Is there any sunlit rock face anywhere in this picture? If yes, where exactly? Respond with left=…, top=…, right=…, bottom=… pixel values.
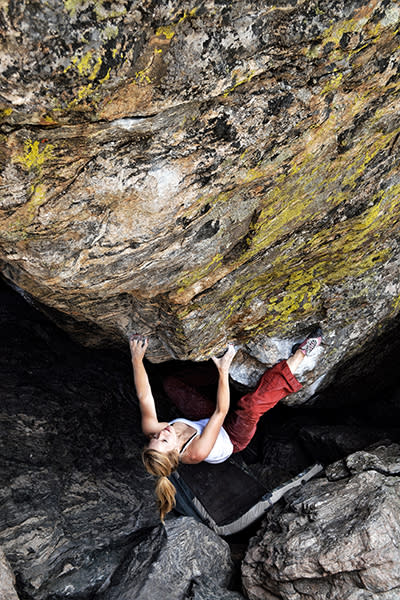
left=1, top=0, right=400, bottom=394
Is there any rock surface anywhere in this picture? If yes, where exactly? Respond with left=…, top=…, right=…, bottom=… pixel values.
left=98, top=517, right=244, bottom=600
left=0, top=282, right=240, bottom=600
left=0, top=0, right=400, bottom=394
left=0, top=549, right=19, bottom=600
left=242, top=443, right=400, bottom=600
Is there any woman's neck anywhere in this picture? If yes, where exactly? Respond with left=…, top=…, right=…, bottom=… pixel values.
left=171, top=421, right=197, bottom=451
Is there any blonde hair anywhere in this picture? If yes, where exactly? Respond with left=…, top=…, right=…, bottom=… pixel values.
left=142, top=448, right=180, bottom=522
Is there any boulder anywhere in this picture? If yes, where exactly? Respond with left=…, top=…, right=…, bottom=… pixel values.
left=98, top=517, right=244, bottom=600
left=0, top=0, right=399, bottom=394
left=242, top=443, right=400, bottom=600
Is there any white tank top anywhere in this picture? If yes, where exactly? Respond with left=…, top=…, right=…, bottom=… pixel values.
left=169, top=418, right=233, bottom=464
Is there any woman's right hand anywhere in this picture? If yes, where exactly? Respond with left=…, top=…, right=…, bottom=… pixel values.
left=129, top=335, right=148, bottom=361
left=211, top=343, right=236, bottom=373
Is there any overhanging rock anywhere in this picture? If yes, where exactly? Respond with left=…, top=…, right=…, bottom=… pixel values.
left=1, top=0, right=400, bottom=392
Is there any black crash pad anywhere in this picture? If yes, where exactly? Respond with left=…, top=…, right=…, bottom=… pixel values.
left=171, top=458, right=322, bottom=535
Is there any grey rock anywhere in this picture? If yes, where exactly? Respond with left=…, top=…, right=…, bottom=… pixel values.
left=98, top=517, right=244, bottom=600
left=326, top=442, right=400, bottom=480
left=242, top=443, right=400, bottom=600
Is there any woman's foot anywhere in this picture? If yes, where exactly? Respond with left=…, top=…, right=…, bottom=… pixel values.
left=292, top=327, right=323, bottom=356
left=287, top=328, right=323, bottom=374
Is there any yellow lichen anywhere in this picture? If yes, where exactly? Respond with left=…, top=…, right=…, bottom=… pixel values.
left=42, top=115, right=58, bottom=124
left=0, top=107, right=12, bottom=118
left=341, top=127, right=400, bottom=190
left=135, top=69, right=152, bottom=84
left=177, top=7, right=198, bottom=23
left=176, top=253, right=224, bottom=296
left=15, top=139, right=54, bottom=172
left=172, top=140, right=399, bottom=337
left=63, top=0, right=127, bottom=21
left=156, top=26, right=176, bottom=40
left=4, top=183, right=48, bottom=241
left=29, top=183, right=46, bottom=204
left=156, top=7, right=198, bottom=40
left=102, top=24, right=119, bottom=40
left=99, top=68, right=111, bottom=84
left=223, top=71, right=256, bottom=97
left=321, top=72, right=343, bottom=95
left=68, top=83, right=94, bottom=107
left=65, top=50, right=103, bottom=81
left=390, top=294, right=400, bottom=317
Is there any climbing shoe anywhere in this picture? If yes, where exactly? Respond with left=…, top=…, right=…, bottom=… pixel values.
left=292, top=327, right=323, bottom=356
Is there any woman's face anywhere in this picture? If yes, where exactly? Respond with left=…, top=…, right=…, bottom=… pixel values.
left=148, top=425, right=178, bottom=454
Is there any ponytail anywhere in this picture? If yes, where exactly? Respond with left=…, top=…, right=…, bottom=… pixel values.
left=142, top=448, right=179, bottom=522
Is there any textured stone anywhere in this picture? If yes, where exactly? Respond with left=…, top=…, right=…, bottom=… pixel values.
left=0, top=1, right=399, bottom=395
left=0, top=549, right=19, bottom=600
left=98, top=517, right=244, bottom=600
left=2, top=258, right=400, bottom=600
left=242, top=443, right=400, bottom=600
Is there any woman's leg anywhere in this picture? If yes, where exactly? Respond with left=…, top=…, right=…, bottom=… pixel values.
left=223, top=355, right=303, bottom=453
left=162, top=362, right=218, bottom=420
left=224, top=327, right=323, bottom=453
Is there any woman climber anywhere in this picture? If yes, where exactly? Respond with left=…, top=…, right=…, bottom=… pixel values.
left=129, top=329, right=323, bottom=521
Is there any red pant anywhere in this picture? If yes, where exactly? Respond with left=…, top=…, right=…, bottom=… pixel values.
left=162, top=360, right=302, bottom=453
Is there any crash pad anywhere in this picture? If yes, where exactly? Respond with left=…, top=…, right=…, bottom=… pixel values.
left=171, top=457, right=322, bottom=535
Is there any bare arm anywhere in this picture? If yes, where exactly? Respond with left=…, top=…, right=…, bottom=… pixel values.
left=129, top=336, right=164, bottom=436
left=182, top=345, right=236, bottom=464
